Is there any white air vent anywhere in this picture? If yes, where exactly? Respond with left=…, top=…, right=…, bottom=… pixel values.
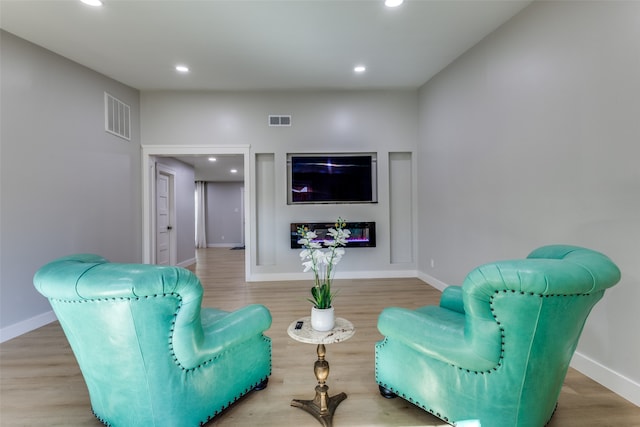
left=104, top=92, right=131, bottom=140
left=268, top=115, right=292, bottom=127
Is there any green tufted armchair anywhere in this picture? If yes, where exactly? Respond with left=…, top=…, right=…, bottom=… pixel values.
left=34, top=254, right=272, bottom=426
left=376, top=245, right=621, bottom=427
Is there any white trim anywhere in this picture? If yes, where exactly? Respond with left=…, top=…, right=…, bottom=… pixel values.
left=571, top=351, right=640, bottom=406
left=247, top=269, right=420, bottom=282
left=0, top=310, right=57, bottom=343
left=207, top=243, right=241, bottom=248
left=240, top=186, right=245, bottom=247
left=177, top=257, right=196, bottom=268
left=417, top=271, right=449, bottom=292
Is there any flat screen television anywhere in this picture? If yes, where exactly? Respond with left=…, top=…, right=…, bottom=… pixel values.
left=287, top=153, right=378, bottom=204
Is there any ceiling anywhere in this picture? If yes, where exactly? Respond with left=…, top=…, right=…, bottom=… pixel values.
left=0, top=0, right=532, bottom=91
left=1, top=0, right=532, bottom=181
left=166, top=155, right=245, bottom=182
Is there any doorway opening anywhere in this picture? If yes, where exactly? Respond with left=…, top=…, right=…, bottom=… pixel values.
left=142, top=145, right=252, bottom=280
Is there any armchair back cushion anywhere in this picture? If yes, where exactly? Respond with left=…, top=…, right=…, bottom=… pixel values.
left=34, top=254, right=272, bottom=426
left=376, top=245, right=621, bottom=427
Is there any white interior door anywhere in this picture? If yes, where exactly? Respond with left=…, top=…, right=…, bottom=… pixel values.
left=156, top=166, right=175, bottom=265
left=240, top=186, right=245, bottom=247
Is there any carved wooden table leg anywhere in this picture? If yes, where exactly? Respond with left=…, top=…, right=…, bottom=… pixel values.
left=291, top=344, right=347, bottom=427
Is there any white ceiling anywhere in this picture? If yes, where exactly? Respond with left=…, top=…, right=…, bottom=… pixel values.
left=1, top=0, right=532, bottom=181
left=0, top=0, right=532, bottom=91
left=167, top=155, right=245, bottom=182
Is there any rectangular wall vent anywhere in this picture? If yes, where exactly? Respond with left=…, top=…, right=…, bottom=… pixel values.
left=268, top=115, right=292, bottom=127
left=104, top=92, right=131, bottom=140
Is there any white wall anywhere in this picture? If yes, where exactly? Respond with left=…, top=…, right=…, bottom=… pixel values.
left=417, top=1, right=640, bottom=405
left=141, top=90, right=419, bottom=279
left=0, top=31, right=142, bottom=340
left=206, top=182, right=244, bottom=247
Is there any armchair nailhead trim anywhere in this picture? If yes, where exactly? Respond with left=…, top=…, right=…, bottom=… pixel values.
left=197, top=375, right=270, bottom=426
left=57, top=295, right=272, bottom=427
left=54, top=291, right=184, bottom=369
left=376, top=290, right=597, bottom=424
left=92, top=409, right=111, bottom=426
left=377, top=383, right=449, bottom=423
left=475, top=289, right=594, bottom=376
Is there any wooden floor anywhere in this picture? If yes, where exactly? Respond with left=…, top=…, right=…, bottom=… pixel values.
left=1, top=248, right=638, bottom=426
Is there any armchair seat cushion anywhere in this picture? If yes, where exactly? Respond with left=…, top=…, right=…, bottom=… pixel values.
left=379, top=305, right=495, bottom=371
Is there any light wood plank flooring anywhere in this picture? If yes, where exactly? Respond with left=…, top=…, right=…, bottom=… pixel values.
left=1, top=248, right=638, bottom=426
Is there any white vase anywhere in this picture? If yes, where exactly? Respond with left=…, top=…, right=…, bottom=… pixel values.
left=311, top=306, right=335, bottom=331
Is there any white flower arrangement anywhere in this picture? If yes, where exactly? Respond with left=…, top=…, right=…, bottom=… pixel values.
left=297, top=218, right=351, bottom=309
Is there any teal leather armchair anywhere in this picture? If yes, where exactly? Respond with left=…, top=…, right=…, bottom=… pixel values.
left=376, top=245, right=621, bottom=427
left=34, top=254, right=272, bottom=426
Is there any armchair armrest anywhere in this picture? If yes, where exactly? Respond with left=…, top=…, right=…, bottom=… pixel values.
left=378, top=306, right=499, bottom=372
left=174, top=304, right=272, bottom=369
left=439, top=285, right=465, bottom=314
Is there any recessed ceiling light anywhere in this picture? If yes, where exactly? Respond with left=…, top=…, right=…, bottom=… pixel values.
left=230, top=169, right=238, bottom=174
left=354, top=65, right=366, bottom=73
left=81, top=0, right=103, bottom=6
left=175, top=65, right=190, bottom=73
left=208, top=157, right=217, bottom=162
left=385, top=0, right=404, bottom=7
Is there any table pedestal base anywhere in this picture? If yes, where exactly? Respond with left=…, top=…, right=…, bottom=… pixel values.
left=291, top=386, right=346, bottom=427
left=291, top=343, right=347, bottom=427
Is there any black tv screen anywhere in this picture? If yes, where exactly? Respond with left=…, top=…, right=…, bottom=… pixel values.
left=287, top=153, right=378, bottom=204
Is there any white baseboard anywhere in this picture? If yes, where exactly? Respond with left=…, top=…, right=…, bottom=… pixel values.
left=177, top=257, right=196, bottom=268
left=207, top=243, right=242, bottom=248
left=571, top=351, right=640, bottom=406
left=247, top=269, right=419, bottom=282
left=0, top=310, right=57, bottom=343
left=417, top=271, right=449, bottom=292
